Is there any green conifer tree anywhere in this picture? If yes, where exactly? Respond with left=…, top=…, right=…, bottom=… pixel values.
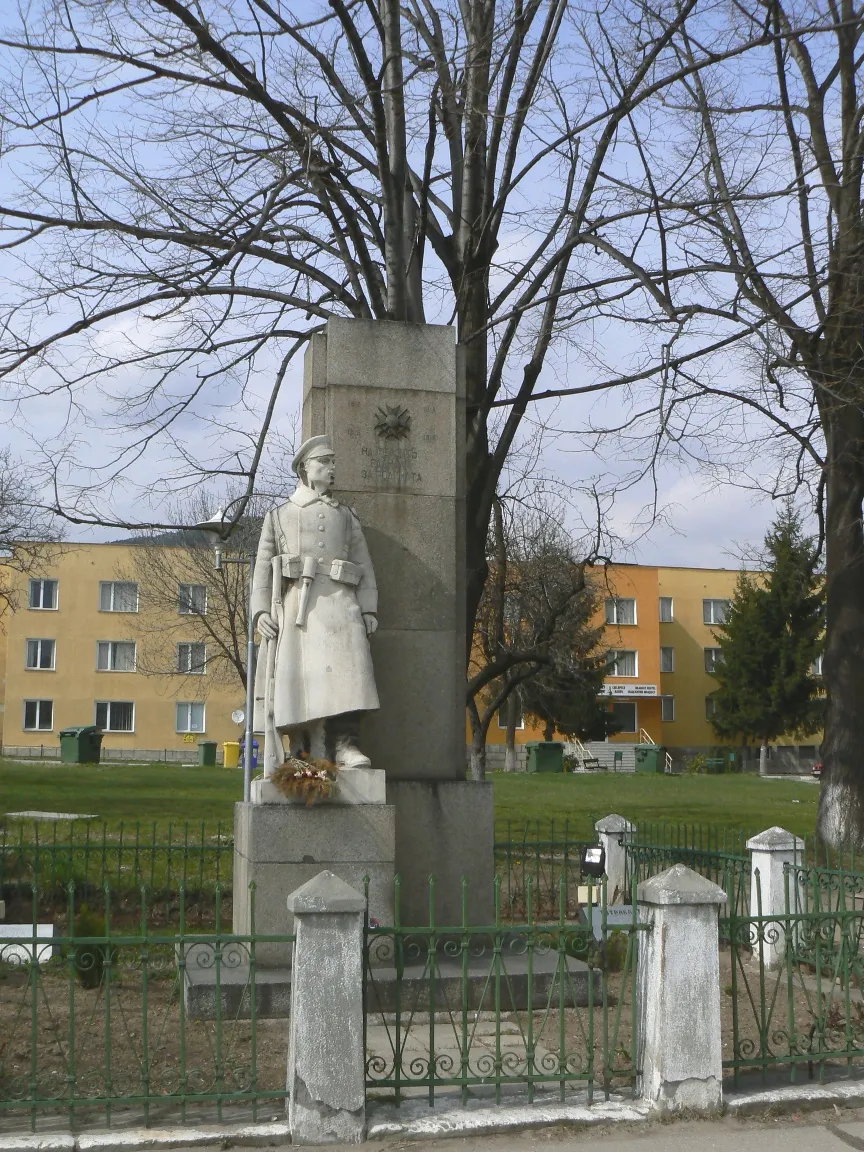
left=710, top=506, right=824, bottom=774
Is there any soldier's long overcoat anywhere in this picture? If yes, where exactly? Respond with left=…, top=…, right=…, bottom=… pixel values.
left=250, top=485, right=379, bottom=729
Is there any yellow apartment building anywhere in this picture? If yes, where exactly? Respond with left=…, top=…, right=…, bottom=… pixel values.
left=0, top=544, right=245, bottom=758
left=0, top=546, right=819, bottom=771
left=484, top=562, right=819, bottom=772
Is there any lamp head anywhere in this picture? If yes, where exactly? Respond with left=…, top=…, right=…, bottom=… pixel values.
left=191, top=508, right=236, bottom=569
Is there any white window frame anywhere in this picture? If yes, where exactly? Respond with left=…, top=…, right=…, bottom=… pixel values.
left=610, top=701, right=637, bottom=734
left=658, top=596, right=674, bottom=622
left=609, top=649, right=638, bottom=677
left=811, top=654, right=823, bottom=676
left=95, top=700, right=135, bottom=732
left=25, top=638, right=56, bottom=671
left=659, top=646, right=675, bottom=673
left=178, top=584, right=208, bottom=616
left=705, top=695, right=717, bottom=720
left=175, top=701, right=206, bottom=734
left=703, top=598, right=730, bottom=625
left=28, top=579, right=58, bottom=610
left=704, top=647, right=723, bottom=674
left=604, top=597, right=637, bottom=626
left=177, top=642, right=207, bottom=675
left=660, top=695, right=675, bottom=722
left=23, top=699, right=53, bottom=731
left=99, top=581, right=139, bottom=613
left=496, top=704, right=525, bottom=730
left=96, top=641, right=137, bottom=672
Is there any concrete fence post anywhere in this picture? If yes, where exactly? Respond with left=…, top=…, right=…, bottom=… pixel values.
left=746, top=826, right=804, bottom=968
left=637, top=864, right=727, bottom=1114
left=594, top=814, right=634, bottom=903
left=286, top=871, right=366, bottom=1144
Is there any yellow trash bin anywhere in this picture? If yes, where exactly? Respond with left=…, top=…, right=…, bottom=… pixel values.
left=223, top=741, right=241, bottom=769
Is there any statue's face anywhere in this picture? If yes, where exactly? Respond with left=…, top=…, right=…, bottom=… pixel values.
left=305, top=453, right=336, bottom=491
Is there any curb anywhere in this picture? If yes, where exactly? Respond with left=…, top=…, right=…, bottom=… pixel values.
left=0, top=1124, right=291, bottom=1152
left=726, top=1080, right=864, bottom=1115
left=366, top=1098, right=648, bottom=1140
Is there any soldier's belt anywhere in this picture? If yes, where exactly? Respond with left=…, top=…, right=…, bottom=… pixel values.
left=280, top=554, right=362, bottom=586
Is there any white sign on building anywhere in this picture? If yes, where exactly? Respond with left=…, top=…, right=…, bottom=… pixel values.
left=599, top=684, right=658, bottom=697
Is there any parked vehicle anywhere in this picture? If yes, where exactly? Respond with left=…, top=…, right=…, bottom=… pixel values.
left=812, top=761, right=823, bottom=778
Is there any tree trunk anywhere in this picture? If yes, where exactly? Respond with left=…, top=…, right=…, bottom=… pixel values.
left=467, top=698, right=487, bottom=782
left=758, top=743, right=768, bottom=777
left=817, top=405, right=864, bottom=847
left=504, top=692, right=519, bottom=773
left=544, top=719, right=555, bottom=742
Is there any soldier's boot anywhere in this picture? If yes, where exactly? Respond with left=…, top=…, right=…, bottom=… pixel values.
left=333, top=735, right=372, bottom=770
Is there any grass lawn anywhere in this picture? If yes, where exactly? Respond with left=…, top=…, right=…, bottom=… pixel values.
left=491, top=770, right=820, bottom=842
left=0, top=759, right=820, bottom=843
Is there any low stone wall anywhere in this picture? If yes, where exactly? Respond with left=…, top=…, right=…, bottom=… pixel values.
left=3, top=744, right=227, bottom=766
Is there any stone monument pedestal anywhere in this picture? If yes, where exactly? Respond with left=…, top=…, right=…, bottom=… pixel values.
left=233, top=801, right=395, bottom=968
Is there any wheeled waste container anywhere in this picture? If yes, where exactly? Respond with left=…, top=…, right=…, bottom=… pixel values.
left=58, top=725, right=103, bottom=765
left=222, top=741, right=241, bottom=769
left=525, top=740, right=564, bottom=773
left=634, top=743, right=661, bottom=773
left=198, top=740, right=218, bottom=767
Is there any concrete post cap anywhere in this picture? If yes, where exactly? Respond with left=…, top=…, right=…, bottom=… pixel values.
left=595, top=814, right=634, bottom=834
left=637, top=863, right=728, bottom=906
left=286, top=870, right=367, bottom=914
left=745, top=826, right=805, bottom=853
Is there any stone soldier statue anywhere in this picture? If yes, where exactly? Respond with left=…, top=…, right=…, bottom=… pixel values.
left=251, top=435, right=379, bottom=771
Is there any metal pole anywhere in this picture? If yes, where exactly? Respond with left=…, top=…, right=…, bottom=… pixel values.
left=243, top=551, right=256, bottom=803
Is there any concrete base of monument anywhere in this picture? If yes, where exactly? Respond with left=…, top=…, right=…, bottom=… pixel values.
left=251, top=766, right=386, bottom=805
left=183, top=945, right=596, bottom=1020
left=232, top=801, right=395, bottom=967
left=386, top=778, right=495, bottom=926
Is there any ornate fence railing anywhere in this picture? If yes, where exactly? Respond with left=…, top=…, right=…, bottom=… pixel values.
left=0, top=881, right=292, bottom=1132
left=494, top=821, right=597, bottom=920
left=723, top=866, right=864, bottom=1088
left=363, top=875, right=642, bottom=1108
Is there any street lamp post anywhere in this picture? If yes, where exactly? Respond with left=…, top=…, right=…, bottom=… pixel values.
left=193, top=505, right=257, bottom=803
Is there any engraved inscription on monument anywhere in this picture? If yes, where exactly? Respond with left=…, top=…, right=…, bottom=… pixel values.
left=337, top=392, right=451, bottom=498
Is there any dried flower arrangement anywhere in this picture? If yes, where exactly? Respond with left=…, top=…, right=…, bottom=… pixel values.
left=271, top=753, right=339, bottom=806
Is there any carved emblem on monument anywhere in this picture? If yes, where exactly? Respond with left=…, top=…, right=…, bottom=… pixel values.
left=374, top=404, right=411, bottom=439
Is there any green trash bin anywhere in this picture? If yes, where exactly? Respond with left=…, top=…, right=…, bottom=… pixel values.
left=525, top=741, right=564, bottom=773
left=58, top=725, right=103, bottom=764
left=634, top=743, right=661, bottom=773
left=198, top=740, right=218, bottom=767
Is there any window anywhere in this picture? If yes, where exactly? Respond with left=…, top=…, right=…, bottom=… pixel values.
left=95, top=701, right=134, bottom=732
left=178, top=584, right=207, bottom=615
left=177, top=642, right=207, bottom=674
left=661, top=695, right=675, bottom=722
left=605, top=597, right=636, bottom=625
left=611, top=701, right=637, bottom=733
left=659, top=596, right=674, bottom=622
left=23, top=699, right=53, bottom=731
left=496, top=703, right=525, bottom=730
left=99, top=581, right=138, bottom=612
left=176, top=701, right=205, bottom=733
left=811, top=654, right=823, bottom=676
left=704, top=647, right=723, bottom=673
left=705, top=695, right=717, bottom=719
left=25, top=639, right=55, bottom=670
left=96, top=641, right=137, bottom=672
left=703, top=598, right=729, bottom=625
left=608, top=649, right=637, bottom=677
left=660, top=646, right=675, bottom=673
left=28, top=579, right=57, bottom=610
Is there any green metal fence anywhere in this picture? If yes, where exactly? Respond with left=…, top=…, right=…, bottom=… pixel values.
left=0, top=880, right=292, bottom=1132
left=363, top=875, right=642, bottom=1107
left=724, top=865, right=864, bottom=1088
left=0, top=822, right=234, bottom=923
left=623, top=820, right=751, bottom=920
left=494, top=821, right=597, bottom=920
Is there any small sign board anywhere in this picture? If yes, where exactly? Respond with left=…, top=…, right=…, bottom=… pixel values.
left=599, top=684, right=658, bottom=697
left=578, top=905, right=638, bottom=942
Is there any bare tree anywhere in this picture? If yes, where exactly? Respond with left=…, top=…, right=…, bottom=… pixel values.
left=0, top=448, right=63, bottom=615
left=0, top=0, right=769, bottom=648
left=581, top=2, right=864, bottom=845
left=467, top=493, right=605, bottom=779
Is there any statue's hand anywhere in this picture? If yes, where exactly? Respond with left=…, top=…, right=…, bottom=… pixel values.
left=257, top=612, right=278, bottom=639
left=363, top=613, right=378, bottom=637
